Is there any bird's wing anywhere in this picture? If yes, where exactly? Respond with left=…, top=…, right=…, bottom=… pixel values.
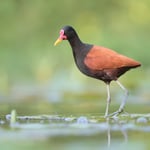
left=84, top=46, right=140, bottom=70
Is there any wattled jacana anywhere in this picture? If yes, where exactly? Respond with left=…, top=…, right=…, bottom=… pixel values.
left=54, top=26, right=141, bottom=117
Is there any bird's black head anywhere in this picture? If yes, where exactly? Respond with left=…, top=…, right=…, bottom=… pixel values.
left=62, top=26, right=77, bottom=39
left=54, top=25, right=78, bottom=46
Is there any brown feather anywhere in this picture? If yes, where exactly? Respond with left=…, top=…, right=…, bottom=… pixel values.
left=84, top=46, right=141, bottom=70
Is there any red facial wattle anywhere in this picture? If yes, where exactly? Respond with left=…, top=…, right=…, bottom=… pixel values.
left=59, top=30, right=67, bottom=40
left=54, top=29, right=67, bottom=46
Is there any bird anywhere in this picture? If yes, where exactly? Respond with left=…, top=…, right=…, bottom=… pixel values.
left=54, top=25, right=141, bottom=118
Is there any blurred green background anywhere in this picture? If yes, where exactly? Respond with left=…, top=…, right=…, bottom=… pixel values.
left=0, top=0, right=149, bottom=115
left=0, top=1, right=150, bottom=150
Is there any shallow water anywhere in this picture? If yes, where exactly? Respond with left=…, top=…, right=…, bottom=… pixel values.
left=1, top=107, right=150, bottom=150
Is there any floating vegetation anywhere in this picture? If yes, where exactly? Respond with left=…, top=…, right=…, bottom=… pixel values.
left=0, top=110, right=150, bottom=150
left=4, top=110, right=150, bottom=132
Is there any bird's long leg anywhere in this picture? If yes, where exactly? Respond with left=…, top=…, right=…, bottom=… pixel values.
left=109, top=80, right=129, bottom=117
left=116, top=80, right=129, bottom=113
left=104, top=83, right=111, bottom=118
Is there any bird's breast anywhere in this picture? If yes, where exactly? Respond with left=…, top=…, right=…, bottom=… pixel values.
left=72, top=50, right=91, bottom=76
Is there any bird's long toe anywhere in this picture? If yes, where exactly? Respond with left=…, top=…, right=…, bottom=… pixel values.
left=108, top=109, right=124, bottom=118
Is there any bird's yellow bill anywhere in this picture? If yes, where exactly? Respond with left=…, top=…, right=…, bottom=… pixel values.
left=54, top=38, right=62, bottom=46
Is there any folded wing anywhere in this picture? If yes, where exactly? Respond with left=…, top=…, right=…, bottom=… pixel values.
left=84, top=46, right=141, bottom=70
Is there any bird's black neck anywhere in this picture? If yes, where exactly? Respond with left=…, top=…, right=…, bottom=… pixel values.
left=67, top=33, right=93, bottom=55
left=67, top=34, right=83, bottom=50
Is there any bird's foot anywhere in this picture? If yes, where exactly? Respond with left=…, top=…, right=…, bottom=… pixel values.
left=109, top=111, right=123, bottom=118
left=106, top=109, right=125, bottom=118
left=104, top=109, right=129, bottom=118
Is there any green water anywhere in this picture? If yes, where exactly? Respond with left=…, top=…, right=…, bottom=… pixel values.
left=0, top=101, right=150, bottom=150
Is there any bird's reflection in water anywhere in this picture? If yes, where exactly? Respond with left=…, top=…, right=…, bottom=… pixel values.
left=106, top=118, right=128, bottom=149
left=106, top=118, right=111, bottom=148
